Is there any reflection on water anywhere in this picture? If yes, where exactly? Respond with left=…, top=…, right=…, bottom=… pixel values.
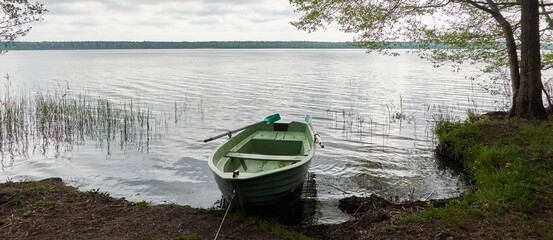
left=0, top=49, right=498, bottom=222
left=0, top=75, right=211, bottom=168
left=0, top=84, right=159, bottom=166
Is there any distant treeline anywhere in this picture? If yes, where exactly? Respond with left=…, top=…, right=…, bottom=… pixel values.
left=5, top=41, right=553, bottom=50
left=1, top=41, right=423, bottom=50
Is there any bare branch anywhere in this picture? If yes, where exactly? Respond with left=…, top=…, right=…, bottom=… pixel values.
left=463, top=0, right=498, bottom=15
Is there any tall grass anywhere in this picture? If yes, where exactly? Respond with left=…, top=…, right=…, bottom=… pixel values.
left=0, top=75, right=168, bottom=165
left=324, top=96, right=465, bottom=146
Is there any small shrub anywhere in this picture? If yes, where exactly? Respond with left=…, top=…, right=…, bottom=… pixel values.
left=91, top=188, right=111, bottom=198
left=135, top=200, right=151, bottom=208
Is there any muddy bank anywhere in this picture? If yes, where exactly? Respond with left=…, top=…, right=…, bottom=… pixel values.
left=299, top=194, right=451, bottom=240
left=1, top=177, right=460, bottom=240
left=4, top=176, right=531, bottom=240
left=0, top=178, right=302, bottom=240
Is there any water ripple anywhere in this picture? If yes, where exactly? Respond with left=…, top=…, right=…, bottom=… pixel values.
left=1, top=49, right=490, bottom=211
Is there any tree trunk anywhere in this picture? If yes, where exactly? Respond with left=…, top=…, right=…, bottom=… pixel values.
left=516, top=0, right=547, bottom=119
left=484, top=0, right=521, bottom=116
left=502, top=22, right=521, bottom=116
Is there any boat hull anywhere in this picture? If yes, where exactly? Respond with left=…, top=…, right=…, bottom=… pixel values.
left=213, top=157, right=311, bottom=209
left=208, top=121, right=315, bottom=209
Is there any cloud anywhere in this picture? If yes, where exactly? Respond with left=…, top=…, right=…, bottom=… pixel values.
left=23, top=0, right=354, bottom=41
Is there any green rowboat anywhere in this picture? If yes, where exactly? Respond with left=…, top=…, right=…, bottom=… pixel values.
left=207, top=120, right=317, bottom=209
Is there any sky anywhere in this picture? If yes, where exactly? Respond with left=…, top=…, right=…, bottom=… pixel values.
left=23, top=0, right=355, bottom=42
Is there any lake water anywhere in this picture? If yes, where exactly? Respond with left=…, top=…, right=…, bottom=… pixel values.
left=0, top=49, right=497, bottom=223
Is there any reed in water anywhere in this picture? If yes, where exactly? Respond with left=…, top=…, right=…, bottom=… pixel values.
left=0, top=75, right=166, bottom=165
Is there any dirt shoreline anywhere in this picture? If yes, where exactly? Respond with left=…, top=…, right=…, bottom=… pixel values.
left=0, top=177, right=450, bottom=240
left=4, top=116, right=552, bottom=239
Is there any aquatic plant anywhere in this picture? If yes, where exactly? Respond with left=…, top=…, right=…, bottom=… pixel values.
left=0, top=75, right=177, bottom=166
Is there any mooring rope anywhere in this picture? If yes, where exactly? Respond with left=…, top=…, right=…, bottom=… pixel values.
left=214, top=191, right=235, bottom=240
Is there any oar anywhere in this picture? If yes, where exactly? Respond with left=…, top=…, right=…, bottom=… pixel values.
left=305, top=115, right=324, bottom=148
left=203, top=114, right=281, bottom=143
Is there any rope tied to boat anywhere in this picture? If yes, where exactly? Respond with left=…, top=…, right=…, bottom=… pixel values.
left=214, top=190, right=235, bottom=240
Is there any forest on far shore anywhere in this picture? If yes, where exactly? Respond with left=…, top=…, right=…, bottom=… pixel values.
left=1, top=41, right=424, bottom=50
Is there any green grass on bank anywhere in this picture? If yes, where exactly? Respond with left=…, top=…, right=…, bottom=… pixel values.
left=399, top=116, right=553, bottom=238
left=231, top=211, right=312, bottom=240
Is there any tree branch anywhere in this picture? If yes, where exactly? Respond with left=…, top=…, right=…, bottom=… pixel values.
left=463, top=0, right=498, bottom=15
left=541, top=0, right=553, bottom=30
left=404, top=0, right=452, bottom=9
